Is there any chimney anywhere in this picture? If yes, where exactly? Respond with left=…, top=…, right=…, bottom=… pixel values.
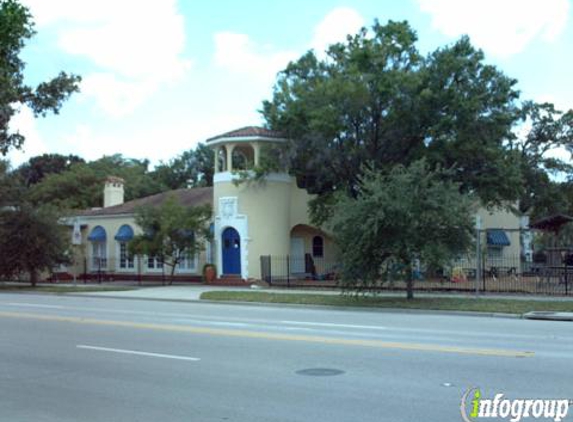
left=103, top=176, right=125, bottom=208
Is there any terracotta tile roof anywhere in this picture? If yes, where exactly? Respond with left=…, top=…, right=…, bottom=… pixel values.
left=76, top=187, right=213, bottom=217
left=206, top=126, right=285, bottom=142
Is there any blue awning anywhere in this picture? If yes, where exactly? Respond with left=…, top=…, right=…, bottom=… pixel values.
left=487, top=229, right=510, bottom=246
left=114, top=224, right=134, bottom=242
left=88, top=226, right=107, bottom=242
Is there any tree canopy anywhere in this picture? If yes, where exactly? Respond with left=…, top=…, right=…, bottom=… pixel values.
left=0, top=0, right=81, bottom=154
left=507, top=102, right=573, bottom=219
left=15, top=153, right=85, bottom=186
left=151, top=143, right=214, bottom=190
left=25, top=154, right=166, bottom=210
left=329, top=160, right=474, bottom=299
left=262, top=20, right=526, bottom=223
left=0, top=203, right=70, bottom=285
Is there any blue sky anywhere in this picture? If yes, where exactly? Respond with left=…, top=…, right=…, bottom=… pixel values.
left=7, top=0, right=573, bottom=167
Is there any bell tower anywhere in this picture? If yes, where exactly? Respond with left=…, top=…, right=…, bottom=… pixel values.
left=207, top=126, right=292, bottom=280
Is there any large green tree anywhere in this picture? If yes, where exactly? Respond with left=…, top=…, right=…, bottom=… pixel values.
left=328, top=160, right=474, bottom=299
left=507, top=102, right=573, bottom=219
left=0, top=159, right=22, bottom=206
left=16, top=153, right=85, bottom=186
left=262, top=20, right=523, bottom=223
left=27, top=154, right=166, bottom=210
left=0, top=203, right=70, bottom=285
left=0, top=0, right=81, bottom=154
left=129, top=196, right=212, bottom=284
left=152, top=143, right=214, bottom=190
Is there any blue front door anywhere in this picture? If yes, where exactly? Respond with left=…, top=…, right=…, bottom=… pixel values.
left=222, top=227, right=241, bottom=275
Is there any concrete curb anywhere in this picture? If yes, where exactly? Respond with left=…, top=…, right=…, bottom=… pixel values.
left=522, top=311, right=573, bottom=322
left=5, top=290, right=572, bottom=320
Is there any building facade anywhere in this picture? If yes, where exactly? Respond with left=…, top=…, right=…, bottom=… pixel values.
left=58, top=126, right=527, bottom=283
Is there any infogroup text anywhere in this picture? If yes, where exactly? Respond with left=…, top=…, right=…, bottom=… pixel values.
left=461, top=388, right=571, bottom=422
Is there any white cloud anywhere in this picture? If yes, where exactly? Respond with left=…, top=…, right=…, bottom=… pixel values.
left=80, top=73, right=156, bottom=119
left=63, top=112, right=253, bottom=165
left=213, top=7, right=365, bottom=85
left=311, top=7, right=365, bottom=55
left=417, top=0, right=570, bottom=57
left=23, top=0, right=191, bottom=117
left=7, top=106, right=48, bottom=166
left=214, top=32, right=297, bottom=85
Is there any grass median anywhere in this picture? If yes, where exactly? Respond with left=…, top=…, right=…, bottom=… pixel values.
left=200, top=291, right=573, bottom=314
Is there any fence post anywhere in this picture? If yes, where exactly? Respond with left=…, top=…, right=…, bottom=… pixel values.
left=286, top=255, right=290, bottom=288
left=260, top=255, right=272, bottom=286
left=138, top=256, right=142, bottom=286
left=482, top=254, right=486, bottom=292
left=565, top=264, right=569, bottom=296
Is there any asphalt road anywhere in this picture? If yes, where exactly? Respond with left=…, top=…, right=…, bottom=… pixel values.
left=0, top=293, right=571, bottom=422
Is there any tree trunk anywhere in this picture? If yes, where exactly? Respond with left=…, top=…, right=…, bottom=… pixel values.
left=405, top=262, right=414, bottom=300
left=30, top=270, right=38, bottom=288
left=406, top=276, right=414, bottom=300
left=170, top=264, right=176, bottom=286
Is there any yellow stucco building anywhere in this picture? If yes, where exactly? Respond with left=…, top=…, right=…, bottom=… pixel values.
left=61, top=126, right=528, bottom=284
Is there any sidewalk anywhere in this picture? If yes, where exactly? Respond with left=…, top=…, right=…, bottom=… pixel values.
left=70, top=285, right=340, bottom=301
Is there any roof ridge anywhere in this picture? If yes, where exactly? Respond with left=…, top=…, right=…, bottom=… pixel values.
left=75, top=186, right=213, bottom=217
left=206, top=126, right=285, bottom=142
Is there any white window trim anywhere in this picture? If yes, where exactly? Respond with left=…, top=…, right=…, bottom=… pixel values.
left=176, top=252, right=199, bottom=274
left=145, top=255, right=165, bottom=273
left=90, top=241, right=107, bottom=271
left=116, top=242, right=136, bottom=272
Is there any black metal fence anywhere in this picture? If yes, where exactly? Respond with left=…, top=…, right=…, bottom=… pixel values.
left=260, top=254, right=339, bottom=288
left=260, top=254, right=573, bottom=295
left=44, top=256, right=208, bottom=285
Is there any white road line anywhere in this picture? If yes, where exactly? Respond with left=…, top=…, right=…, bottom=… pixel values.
left=76, top=345, right=200, bottom=361
left=6, top=303, right=64, bottom=309
left=172, top=319, right=249, bottom=328
left=2, top=302, right=565, bottom=342
left=281, top=320, right=389, bottom=330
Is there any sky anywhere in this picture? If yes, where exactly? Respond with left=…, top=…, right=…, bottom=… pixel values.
left=6, top=0, right=573, bottom=167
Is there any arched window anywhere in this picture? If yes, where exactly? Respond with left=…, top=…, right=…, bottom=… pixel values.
left=312, top=236, right=324, bottom=258
left=232, top=149, right=248, bottom=170
left=217, top=147, right=227, bottom=172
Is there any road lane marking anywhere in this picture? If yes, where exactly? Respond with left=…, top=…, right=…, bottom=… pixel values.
left=281, top=320, right=389, bottom=330
left=0, top=303, right=564, bottom=342
left=77, top=345, right=200, bottom=361
left=0, top=311, right=534, bottom=358
left=6, top=303, right=64, bottom=309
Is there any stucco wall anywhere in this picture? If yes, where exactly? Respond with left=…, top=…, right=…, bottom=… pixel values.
left=289, top=183, right=315, bottom=228
left=290, top=225, right=339, bottom=261
left=476, top=206, right=522, bottom=259
left=71, top=215, right=206, bottom=278
left=213, top=175, right=293, bottom=279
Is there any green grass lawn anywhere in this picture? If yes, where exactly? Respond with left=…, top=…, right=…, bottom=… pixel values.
left=0, top=284, right=137, bottom=293
left=200, top=291, right=573, bottom=314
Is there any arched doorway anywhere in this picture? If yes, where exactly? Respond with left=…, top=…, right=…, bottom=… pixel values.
left=222, top=227, right=241, bottom=275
